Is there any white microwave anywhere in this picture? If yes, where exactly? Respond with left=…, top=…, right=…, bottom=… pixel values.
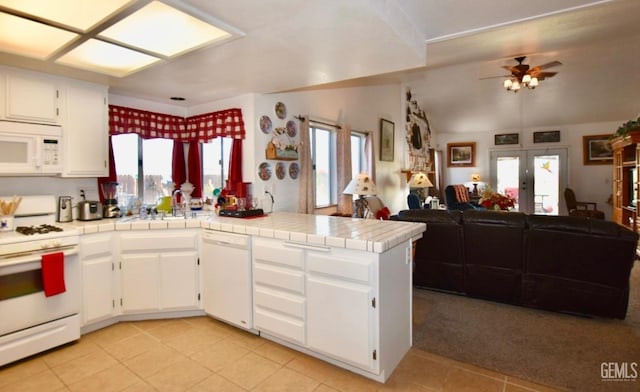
left=0, top=121, right=63, bottom=175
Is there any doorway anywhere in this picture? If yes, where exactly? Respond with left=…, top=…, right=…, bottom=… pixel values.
left=489, top=148, right=568, bottom=215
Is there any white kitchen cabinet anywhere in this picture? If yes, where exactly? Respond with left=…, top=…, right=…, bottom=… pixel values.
left=252, top=236, right=413, bottom=382
left=119, top=230, right=199, bottom=314
left=120, top=253, right=159, bottom=313
left=81, top=233, right=118, bottom=326
left=306, top=250, right=376, bottom=372
left=63, top=80, right=108, bottom=177
left=160, top=252, right=199, bottom=310
left=252, top=238, right=306, bottom=345
left=1, top=68, right=61, bottom=124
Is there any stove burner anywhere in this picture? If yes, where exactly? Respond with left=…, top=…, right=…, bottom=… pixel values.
left=15, top=224, right=64, bottom=235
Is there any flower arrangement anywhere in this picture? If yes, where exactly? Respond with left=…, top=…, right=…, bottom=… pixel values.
left=479, top=186, right=515, bottom=211
left=271, top=127, right=299, bottom=152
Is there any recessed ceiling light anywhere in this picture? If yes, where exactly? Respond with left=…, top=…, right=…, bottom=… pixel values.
left=0, top=0, right=242, bottom=77
left=0, top=12, right=78, bottom=59
left=99, top=1, right=232, bottom=58
left=0, top=0, right=135, bottom=32
left=170, top=97, right=186, bottom=101
left=56, top=39, right=160, bottom=77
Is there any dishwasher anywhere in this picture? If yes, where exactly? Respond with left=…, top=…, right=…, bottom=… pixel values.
left=200, top=230, right=253, bottom=330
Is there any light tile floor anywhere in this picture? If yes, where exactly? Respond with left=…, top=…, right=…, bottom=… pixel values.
left=0, top=316, right=566, bottom=392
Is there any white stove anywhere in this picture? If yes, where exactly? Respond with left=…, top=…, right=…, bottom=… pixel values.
left=0, top=195, right=79, bottom=256
left=0, top=195, right=81, bottom=367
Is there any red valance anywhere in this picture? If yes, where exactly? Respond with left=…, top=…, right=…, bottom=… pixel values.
left=108, top=105, right=245, bottom=141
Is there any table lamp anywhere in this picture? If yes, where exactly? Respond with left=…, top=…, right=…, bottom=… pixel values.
left=408, top=172, right=433, bottom=204
left=343, top=173, right=378, bottom=218
left=471, top=173, right=481, bottom=196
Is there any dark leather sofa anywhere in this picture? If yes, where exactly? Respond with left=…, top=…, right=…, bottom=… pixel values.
left=392, top=209, right=638, bottom=319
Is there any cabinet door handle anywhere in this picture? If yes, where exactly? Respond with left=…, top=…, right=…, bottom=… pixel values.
left=283, top=241, right=330, bottom=252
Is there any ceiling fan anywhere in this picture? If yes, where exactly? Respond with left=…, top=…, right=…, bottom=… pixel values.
left=482, top=56, right=562, bottom=92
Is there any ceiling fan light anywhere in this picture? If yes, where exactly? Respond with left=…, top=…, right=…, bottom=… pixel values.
left=504, top=79, right=513, bottom=90
left=511, top=80, right=521, bottom=91
left=529, top=77, right=539, bottom=88
left=522, top=74, right=531, bottom=87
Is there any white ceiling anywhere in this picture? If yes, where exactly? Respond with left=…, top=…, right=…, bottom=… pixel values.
left=1, top=0, right=639, bottom=133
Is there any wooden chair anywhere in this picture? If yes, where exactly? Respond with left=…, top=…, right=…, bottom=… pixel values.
left=563, top=188, right=605, bottom=219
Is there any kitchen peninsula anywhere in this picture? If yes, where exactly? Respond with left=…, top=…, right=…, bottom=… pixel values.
left=72, top=212, right=425, bottom=382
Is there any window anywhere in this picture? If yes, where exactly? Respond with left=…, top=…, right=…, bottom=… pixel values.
left=202, top=137, right=232, bottom=199
left=112, top=134, right=232, bottom=207
left=351, top=132, right=365, bottom=176
left=309, top=125, right=366, bottom=208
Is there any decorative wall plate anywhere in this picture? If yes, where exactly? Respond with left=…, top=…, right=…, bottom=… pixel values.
left=258, top=162, right=271, bottom=181
left=286, top=120, right=298, bottom=137
left=259, top=115, right=273, bottom=134
left=275, top=102, right=287, bottom=119
left=275, top=162, right=286, bottom=179
left=289, top=162, right=299, bottom=179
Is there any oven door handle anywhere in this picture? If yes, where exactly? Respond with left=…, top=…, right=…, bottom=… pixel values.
left=0, top=246, right=79, bottom=269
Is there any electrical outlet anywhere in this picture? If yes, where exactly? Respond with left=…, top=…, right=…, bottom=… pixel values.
left=77, top=188, right=86, bottom=201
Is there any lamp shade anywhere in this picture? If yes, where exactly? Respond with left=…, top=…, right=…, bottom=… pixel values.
left=408, top=172, right=433, bottom=188
left=471, top=173, right=481, bottom=182
left=343, top=173, right=377, bottom=196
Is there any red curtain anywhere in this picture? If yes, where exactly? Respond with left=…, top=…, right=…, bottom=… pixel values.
left=97, top=136, right=117, bottom=203
left=172, top=141, right=186, bottom=200
left=187, top=141, right=202, bottom=198
left=226, top=139, right=243, bottom=194
left=186, top=110, right=245, bottom=141
left=109, top=105, right=245, bottom=141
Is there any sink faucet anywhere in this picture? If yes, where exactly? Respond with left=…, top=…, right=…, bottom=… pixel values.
left=172, top=189, right=183, bottom=216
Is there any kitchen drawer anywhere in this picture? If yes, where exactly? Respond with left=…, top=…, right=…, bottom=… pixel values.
left=254, top=286, right=305, bottom=319
left=254, top=263, right=305, bottom=294
left=81, top=234, right=113, bottom=259
left=120, top=230, right=198, bottom=252
left=307, top=252, right=373, bottom=284
left=254, top=308, right=305, bottom=345
left=253, top=239, right=304, bottom=269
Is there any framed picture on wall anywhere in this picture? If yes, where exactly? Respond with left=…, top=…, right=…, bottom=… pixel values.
left=447, top=142, right=476, bottom=167
left=380, top=119, right=394, bottom=161
left=533, top=130, right=561, bottom=143
left=494, top=133, right=519, bottom=145
left=583, top=134, right=613, bottom=165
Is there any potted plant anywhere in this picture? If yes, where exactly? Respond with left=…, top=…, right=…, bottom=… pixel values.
left=612, top=116, right=640, bottom=139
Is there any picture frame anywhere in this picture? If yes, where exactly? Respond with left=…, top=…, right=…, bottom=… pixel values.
left=447, top=142, right=476, bottom=167
left=583, top=134, right=613, bottom=165
left=533, top=130, right=561, bottom=143
left=380, top=119, right=394, bottom=161
left=494, top=133, right=519, bottom=145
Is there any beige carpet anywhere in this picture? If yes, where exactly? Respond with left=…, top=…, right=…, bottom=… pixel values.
left=412, top=263, right=640, bottom=392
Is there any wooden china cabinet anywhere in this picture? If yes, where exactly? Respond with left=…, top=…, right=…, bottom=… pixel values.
left=611, top=130, right=640, bottom=232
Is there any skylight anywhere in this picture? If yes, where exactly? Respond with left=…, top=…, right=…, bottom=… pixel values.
left=0, top=0, right=239, bottom=77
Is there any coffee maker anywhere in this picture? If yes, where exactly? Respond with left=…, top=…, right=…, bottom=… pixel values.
left=101, top=181, right=120, bottom=218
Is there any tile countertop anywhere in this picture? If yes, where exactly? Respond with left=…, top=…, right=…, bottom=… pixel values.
left=64, top=212, right=426, bottom=253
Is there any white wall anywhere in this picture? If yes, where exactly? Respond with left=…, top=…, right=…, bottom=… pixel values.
left=250, top=84, right=405, bottom=213
left=435, top=121, right=619, bottom=219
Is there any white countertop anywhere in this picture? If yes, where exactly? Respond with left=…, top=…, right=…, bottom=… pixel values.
left=62, top=212, right=425, bottom=253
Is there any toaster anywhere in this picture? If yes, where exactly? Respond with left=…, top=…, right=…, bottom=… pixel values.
left=77, top=200, right=103, bottom=221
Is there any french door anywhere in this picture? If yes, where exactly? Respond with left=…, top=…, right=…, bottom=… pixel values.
left=489, top=148, right=568, bottom=215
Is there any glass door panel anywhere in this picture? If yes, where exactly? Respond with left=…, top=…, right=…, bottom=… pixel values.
left=490, top=148, right=567, bottom=215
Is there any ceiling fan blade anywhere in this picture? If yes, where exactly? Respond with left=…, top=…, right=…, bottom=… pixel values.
left=530, top=61, right=563, bottom=73
left=533, top=71, right=558, bottom=80
left=479, top=75, right=511, bottom=80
